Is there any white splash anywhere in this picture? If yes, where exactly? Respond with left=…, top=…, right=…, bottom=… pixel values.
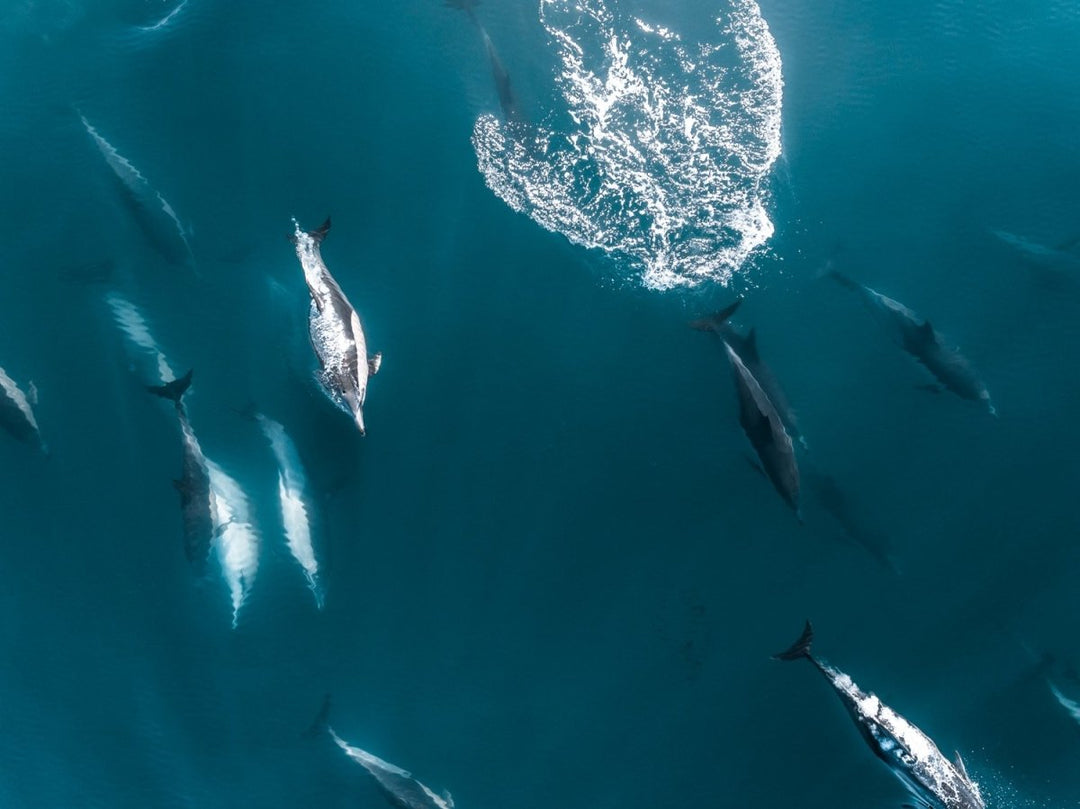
left=827, top=666, right=984, bottom=808
left=106, top=292, right=176, bottom=385
left=205, top=461, right=259, bottom=628
left=255, top=413, right=323, bottom=609
left=471, top=0, right=783, bottom=290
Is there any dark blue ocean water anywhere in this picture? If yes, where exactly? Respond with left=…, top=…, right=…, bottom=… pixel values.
left=1, top=0, right=1079, bottom=806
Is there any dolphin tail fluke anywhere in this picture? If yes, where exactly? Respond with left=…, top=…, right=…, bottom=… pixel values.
left=303, top=693, right=332, bottom=739
left=773, top=621, right=814, bottom=662
left=689, top=298, right=743, bottom=333
left=147, top=368, right=193, bottom=404
left=309, top=217, right=331, bottom=244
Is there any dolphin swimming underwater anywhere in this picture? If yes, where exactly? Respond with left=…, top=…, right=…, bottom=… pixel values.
left=446, top=0, right=525, bottom=126
left=725, top=341, right=801, bottom=520
left=804, top=468, right=899, bottom=575
left=0, top=365, right=45, bottom=452
left=990, top=229, right=1080, bottom=270
left=775, top=622, right=985, bottom=809
left=691, top=299, right=806, bottom=449
left=81, top=114, right=194, bottom=267
left=291, top=218, right=381, bottom=436
left=109, top=298, right=258, bottom=625
left=147, top=370, right=214, bottom=574
left=826, top=270, right=995, bottom=415
left=253, top=411, right=323, bottom=609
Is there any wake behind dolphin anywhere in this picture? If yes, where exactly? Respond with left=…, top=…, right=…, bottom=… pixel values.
left=81, top=114, right=194, bottom=267
left=775, top=622, right=985, bottom=809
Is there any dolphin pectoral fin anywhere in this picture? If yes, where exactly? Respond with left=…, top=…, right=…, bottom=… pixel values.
left=442, top=789, right=455, bottom=809
left=368, top=352, right=382, bottom=375
left=953, top=751, right=971, bottom=780
left=27, top=381, right=38, bottom=406
left=742, top=453, right=766, bottom=479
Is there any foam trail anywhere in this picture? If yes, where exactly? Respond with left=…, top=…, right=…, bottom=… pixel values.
left=255, top=413, right=323, bottom=609
left=105, top=292, right=176, bottom=385
left=471, top=0, right=783, bottom=290
left=206, top=461, right=259, bottom=628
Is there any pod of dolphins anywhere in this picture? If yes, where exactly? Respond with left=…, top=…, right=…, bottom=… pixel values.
left=0, top=1, right=1076, bottom=807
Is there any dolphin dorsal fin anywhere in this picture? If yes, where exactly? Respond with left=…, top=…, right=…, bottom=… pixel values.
left=919, top=320, right=935, bottom=339
left=953, top=751, right=970, bottom=780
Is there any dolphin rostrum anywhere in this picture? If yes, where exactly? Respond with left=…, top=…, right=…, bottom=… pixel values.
left=0, top=365, right=45, bottom=452
left=80, top=114, right=194, bottom=267
left=691, top=299, right=806, bottom=449
left=725, top=341, right=801, bottom=520
left=292, top=218, right=381, bottom=435
left=775, top=622, right=985, bottom=809
left=826, top=270, right=995, bottom=415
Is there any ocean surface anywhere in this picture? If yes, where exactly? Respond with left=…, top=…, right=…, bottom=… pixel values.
left=1, top=0, right=1079, bottom=806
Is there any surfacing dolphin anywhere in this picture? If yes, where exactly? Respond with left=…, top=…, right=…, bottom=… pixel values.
left=147, top=370, right=213, bottom=574
left=826, top=269, right=995, bottom=415
left=291, top=218, right=381, bottom=436
left=80, top=114, right=194, bottom=267
left=775, top=622, right=985, bottom=809
left=725, top=340, right=801, bottom=521
left=252, top=410, right=323, bottom=609
left=0, top=366, right=45, bottom=452
left=691, top=299, right=806, bottom=449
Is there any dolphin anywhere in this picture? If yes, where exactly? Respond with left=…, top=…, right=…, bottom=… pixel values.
left=80, top=114, right=194, bottom=267
left=826, top=270, right=995, bottom=415
left=291, top=218, right=381, bottom=436
left=0, top=366, right=45, bottom=452
left=147, top=370, right=214, bottom=574
left=725, top=341, right=801, bottom=520
left=775, top=622, right=985, bottom=809
left=804, top=468, right=899, bottom=575
left=253, top=411, right=323, bottom=609
left=990, top=229, right=1080, bottom=270
left=446, top=0, right=525, bottom=126
left=691, top=300, right=806, bottom=449
left=330, top=730, right=455, bottom=809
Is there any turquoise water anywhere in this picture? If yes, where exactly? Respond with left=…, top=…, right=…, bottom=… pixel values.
left=0, top=0, right=1079, bottom=806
